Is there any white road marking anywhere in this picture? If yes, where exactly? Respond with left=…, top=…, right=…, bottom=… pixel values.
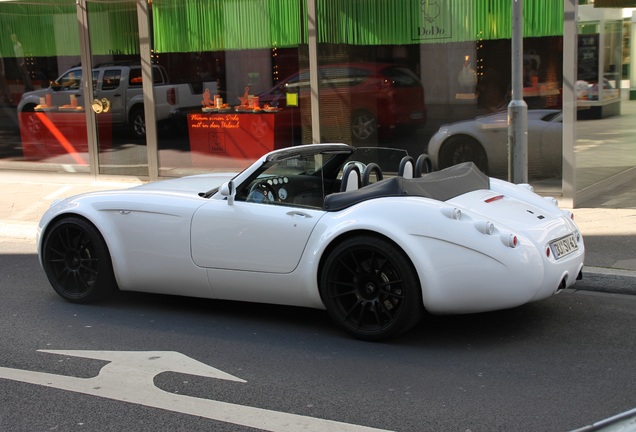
left=0, top=350, right=392, bottom=432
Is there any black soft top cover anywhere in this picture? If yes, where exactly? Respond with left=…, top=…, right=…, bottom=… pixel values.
left=324, top=162, right=490, bottom=212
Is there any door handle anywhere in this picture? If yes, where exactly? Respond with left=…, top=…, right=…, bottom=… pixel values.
left=286, top=211, right=312, bottom=218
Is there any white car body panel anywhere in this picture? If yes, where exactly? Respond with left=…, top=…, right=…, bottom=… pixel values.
left=37, top=143, right=584, bottom=324
left=191, top=200, right=325, bottom=273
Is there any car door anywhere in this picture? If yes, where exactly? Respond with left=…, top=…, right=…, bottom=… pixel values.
left=190, top=199, right=325, bottom=273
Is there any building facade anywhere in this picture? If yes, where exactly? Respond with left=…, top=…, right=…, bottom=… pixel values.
left=0, top=0, right=634, bottom=207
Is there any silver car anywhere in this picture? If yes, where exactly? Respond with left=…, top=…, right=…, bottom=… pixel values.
left=427, top=109, right=562, bottom=180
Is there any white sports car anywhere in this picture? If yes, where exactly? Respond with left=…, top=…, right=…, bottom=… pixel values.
left=37, top=143, right=584, bottom=340
left=427, top=109, right=562, bottom=179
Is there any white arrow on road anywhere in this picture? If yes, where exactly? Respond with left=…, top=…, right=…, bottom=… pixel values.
left=0, top=350, right=392, bottom=432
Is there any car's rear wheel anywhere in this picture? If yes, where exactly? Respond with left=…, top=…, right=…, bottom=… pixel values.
left=130, top=106, right=146, bottom=138
left=351, top=109, right=377, bottom=143
left=320, top=235, right=423, bottom=341
left=439, top=135, right=488, bottom=173
left=42, top=217, right=116, bottom=303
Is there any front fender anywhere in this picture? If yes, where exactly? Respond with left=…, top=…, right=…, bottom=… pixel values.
left=37, top=194, right=116, bottom=268
left=17, top=94, right=43, bottom=111
left=38, top=192, right=215, bottom=298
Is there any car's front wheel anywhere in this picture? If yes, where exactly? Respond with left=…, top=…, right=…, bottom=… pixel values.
left=438, top=135, right=488, bottom=173
left=42, top=217, right=116, bottom=303
left=320, top=235, right=424, bottom=341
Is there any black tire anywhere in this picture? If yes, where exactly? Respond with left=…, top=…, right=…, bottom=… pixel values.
left=320, top=235, right=424, bottom=341
left=351, top=110, right=377, bottom=142
left=438, top=135, right=489, bottom=174
left=21, top=103, right=36, bottom=113
left=42, top=217, right=116, bottom=303
left=130, top=106, right=146, bottom=138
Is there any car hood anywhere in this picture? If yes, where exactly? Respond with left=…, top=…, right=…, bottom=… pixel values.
left=131, top=172, right=235, bottom=194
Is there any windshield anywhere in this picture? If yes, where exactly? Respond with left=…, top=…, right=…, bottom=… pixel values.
left=228, top=146, right=410, bottom=208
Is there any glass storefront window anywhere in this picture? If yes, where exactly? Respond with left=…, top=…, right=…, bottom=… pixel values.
left=309, top=0, right=564, bottom=187
left=86, top=0, right=149, bottom=177
left=576, top=5, right=636, bottom=198
left=0, top=0, right=150, bottom=176
left=0, top=0, right=87, bottom=172
left=4, top=0, right=633, bottom=207
left=149, top=0, right=307, bottom=177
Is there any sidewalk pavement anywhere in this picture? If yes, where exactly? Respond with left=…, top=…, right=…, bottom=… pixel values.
left=1, top=169, right=635, bottom=294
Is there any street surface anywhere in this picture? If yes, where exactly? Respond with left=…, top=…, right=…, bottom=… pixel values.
left=1, top=238, right=635, bottom=432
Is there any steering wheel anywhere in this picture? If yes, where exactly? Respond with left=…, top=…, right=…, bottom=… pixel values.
left=247, top=181, right=278, bottom=203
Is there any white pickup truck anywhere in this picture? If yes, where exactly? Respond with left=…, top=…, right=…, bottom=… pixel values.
left=17, top=63, right=212, bottom=138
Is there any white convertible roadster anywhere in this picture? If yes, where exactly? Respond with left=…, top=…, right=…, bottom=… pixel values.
left=37, top=144, right=584, bottom=340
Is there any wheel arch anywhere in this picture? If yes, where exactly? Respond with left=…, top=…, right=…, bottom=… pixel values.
left=39, top=212, right=120, bottom=298
left=316, top=228, right=424, bottom=307
left=39, top=211, right=121, bottom=287
left=40, top=212, right=110, bottom=258
left=20, top=101, right=38, bottom=112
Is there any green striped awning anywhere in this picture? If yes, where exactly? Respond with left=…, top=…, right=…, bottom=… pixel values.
left=0, top=0, right=566, bottom=57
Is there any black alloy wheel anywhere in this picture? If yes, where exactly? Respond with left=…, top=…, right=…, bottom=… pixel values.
left=42, top=217, right=116, bottom=303
left=320, top=235, right=423, bottom=341
left=439, top=135, right=489, bottom=173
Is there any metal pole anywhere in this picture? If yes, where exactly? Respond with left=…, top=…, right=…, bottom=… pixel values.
left=508, top=0, right=528, bottom=183
left=561, top=0, right=577, bottom=208
left=76, top=0, right=97, bottom=177
left=307, top=0, right=321, bottom=144
left=137, top=0, right=158, bottom=181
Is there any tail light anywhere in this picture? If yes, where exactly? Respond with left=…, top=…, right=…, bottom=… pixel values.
left=167, top=88, right=176, bottom=105
left=499, top=232, right=518, bottom=248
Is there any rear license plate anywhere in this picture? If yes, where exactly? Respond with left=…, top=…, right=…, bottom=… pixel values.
left=410, top=112, right=424, bottom=120
left=550, top=234, right=578, bottom=259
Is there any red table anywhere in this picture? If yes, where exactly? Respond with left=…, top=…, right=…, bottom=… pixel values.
left=19, top=111, right=112, bottom=164
left=187, top=111, right=293, bottom=166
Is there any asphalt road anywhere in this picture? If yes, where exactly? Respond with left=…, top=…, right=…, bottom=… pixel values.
left=1, top=238, right=635, bottom=432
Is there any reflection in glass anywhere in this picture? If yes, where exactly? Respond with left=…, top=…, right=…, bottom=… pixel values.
left=576, top=5, right=636, bottom=196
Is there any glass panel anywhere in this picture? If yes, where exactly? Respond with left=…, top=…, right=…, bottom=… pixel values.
left=576, top=5, right=636, bottom=197
left=87, top=0, right=148, bottom=177
left=0, top=0, right=90, bottom=172
left=313, top=0, right=564, bottom=189
left=150, top=0, right=307, bottom=177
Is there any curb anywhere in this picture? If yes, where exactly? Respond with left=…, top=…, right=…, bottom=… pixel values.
left=0, top=220, right=36, bottom=240
left=577, top=266, right=636, bottom=296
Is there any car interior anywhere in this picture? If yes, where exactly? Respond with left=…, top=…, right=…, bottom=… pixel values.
left=233, top=148, right=436, bottom=210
